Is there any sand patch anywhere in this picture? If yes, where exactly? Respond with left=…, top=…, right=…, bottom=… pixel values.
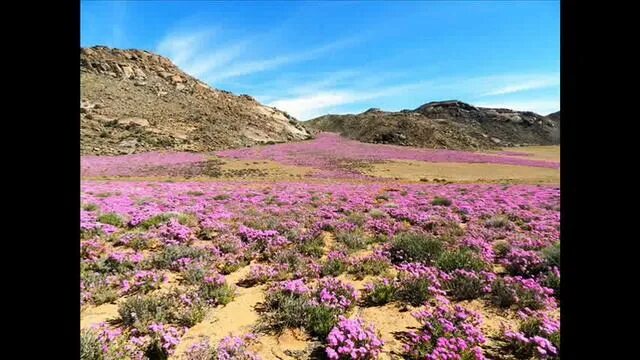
left=171, top=265, right=264, bottom=358
left=356, top=303, right=421, bottom=359
left=251, top=329, right=312, bottom=360
left=363, top=160, right=559, bottom=184
left=80, top=303, right=120, bottom=329
left=489, top=145, right=560, bottom=162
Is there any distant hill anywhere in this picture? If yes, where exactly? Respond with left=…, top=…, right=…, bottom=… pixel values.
left=306, top=100, right=560, bottom=150
left=547, top=111, right=560, bottom=121
left=80, top=46, right=312, bottom=155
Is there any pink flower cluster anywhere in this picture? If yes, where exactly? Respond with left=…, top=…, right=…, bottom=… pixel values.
left=216, top=333, right=261, bottom=360
left=120, top=270, right=168, bottom=295
left=404, top=296, right=486, bottom=360
left=158, top=218, right=193, bottom=245
left=312, top=278, right=359, bottom=311
left=147, top=323, right=184, bottom=355
left=273, top=279, right=310, bottom=296
left=397, top=263, right=442, bottom=286
left=500, top=248, right=546, bottom=276
left=80, top=238, right=106, bottom=261
left=502, top=309, right=559, bottom=359
left=493, top=276, right=557, bottom=310
left=247, top=263, right=289, bottom=284
left=204, top=272, right=227, bottom=286
left=238, top=225, right=290, bottom=249
left=326, top=316, right=384, bottom=359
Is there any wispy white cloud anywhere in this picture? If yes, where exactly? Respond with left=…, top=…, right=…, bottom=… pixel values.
left=156, top=29, right=361, bottom=86
left=184, top=41, right=250, bottom=78
left=206, top=37, right=361, bottom=83
left=156, top=29, right=221, bottom=73
left=479, top=75, right=559, bottom=96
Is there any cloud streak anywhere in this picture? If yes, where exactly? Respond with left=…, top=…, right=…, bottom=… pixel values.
left=205, top=37, right=361, bottom=83
left=156, top=29, right=360, bottom=86
left=480, top=75, right=559, bottom=96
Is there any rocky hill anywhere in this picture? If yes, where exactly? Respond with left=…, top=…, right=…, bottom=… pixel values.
left=81, top=46, right=312, bottom=155
left=547, top=111, right=560, bottom=121
left=305, top=100, right=560, bottom=150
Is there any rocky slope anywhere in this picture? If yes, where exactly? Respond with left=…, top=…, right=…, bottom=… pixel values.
left=547, top=111, right=560, bottom=121
left=81, top=46, right=312, bottom=155
left=305, top=100, right=560, bottom=150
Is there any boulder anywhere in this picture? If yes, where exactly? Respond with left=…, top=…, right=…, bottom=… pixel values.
left=134, top=68, right=146, bottom=79
left=117, top=117, right=150, bottom=127
left=121, top=65, right=135, bottom=79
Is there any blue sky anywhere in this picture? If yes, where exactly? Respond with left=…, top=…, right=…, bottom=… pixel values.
left=81, top=1, right=559, bottom=120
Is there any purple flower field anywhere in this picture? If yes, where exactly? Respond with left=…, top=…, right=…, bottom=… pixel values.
left=81, top=133, right=559, bottom=179
left=217, top=133, right=559, bottom=169
left=81, top=176, right=560, bottom=359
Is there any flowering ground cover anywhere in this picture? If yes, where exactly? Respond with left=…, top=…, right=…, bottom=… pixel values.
left=81, top=133, right=559, bottom=181
left=80, top=176, right=560, bottom=359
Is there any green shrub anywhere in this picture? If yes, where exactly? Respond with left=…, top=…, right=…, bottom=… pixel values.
left=153, top=246, right=208, bottom=269
left=298, top=234, right=325, bottom=258
left=169, top=294, right=207, bottom=327
left=272, top=249, right=305, bottom=272
left=542, top=269, right=560, bottom=299
left=442, top=272, right=488, bottom=301
left=488, top=278, right=516, bottom=308
left=485, top=215, right=510, bottom=228
left=180, top=265, right=208, bottom=286
left=436, top=249, right=488, bottom=272
left=346, top=212, right=367, bottom=226
left=348, top=257, right=390, bottom=280
left=396, top=278, right=436, bottom=307
left=431, top=197, right=452, bottom=206
left=118, top=294, right=172, bottom=329
left=306, top=305, right=340, bottom=338
left=80, top=329, right=103, bottom=360
left=139, top=213, right=176, bottom=229
left=362, top=280, right=397, bottom=306
left=83, top=203, right=99, bottom=212
left=97, top=213, right=125, bottom=227
left=261, top=291, right=309, bottom=332
left=368, top=209, right=387, bottom=219
left=92, top=285, right=119, bottom=305
left=321, top=259, right=347, bottom=277
left=199, top=282, right=235, bottom=305
left=390, top=233, right=444, bottom=264
left=492, top=240, right=512, bottom=258
left=187, top=191, right=205, bottom=196
left=335, top=230, right=369, bottom=251
left=218, top=260, right=247, bottom=275
left=541, top=242, right=560, bottom=268
left=213, top=194, right=230, bottom=201
left=177, top=213, right=199, bottom=227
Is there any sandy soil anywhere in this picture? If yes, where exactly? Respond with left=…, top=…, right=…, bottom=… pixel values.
left=362, top=160, right=559, bottom=184
left=488, top=145, right=560, bottom=162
